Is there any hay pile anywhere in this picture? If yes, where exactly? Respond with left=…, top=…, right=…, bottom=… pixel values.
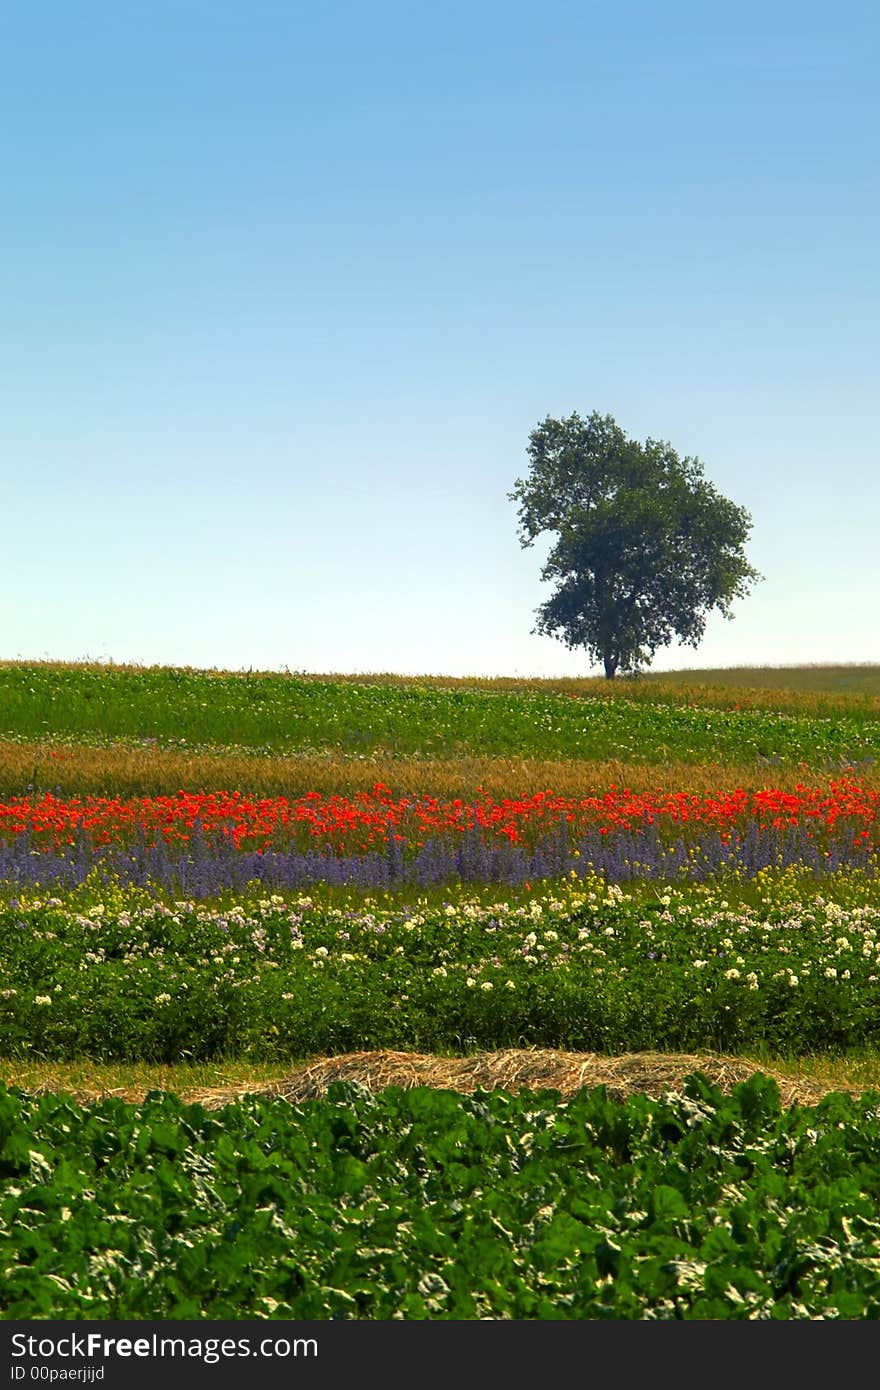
left=169, top=1049, right=845, bottom=1111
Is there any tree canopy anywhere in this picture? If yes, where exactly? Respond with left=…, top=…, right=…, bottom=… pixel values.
left=509, top=411, right=762, bottom=678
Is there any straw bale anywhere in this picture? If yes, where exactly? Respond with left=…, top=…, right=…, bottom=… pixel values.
left=94, top=1048, right=853, bottom=1111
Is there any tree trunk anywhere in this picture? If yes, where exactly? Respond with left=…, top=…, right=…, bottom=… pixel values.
left=603, top=654, right=618, bottom=680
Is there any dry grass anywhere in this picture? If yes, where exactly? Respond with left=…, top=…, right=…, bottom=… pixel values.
left=6, top=740, right=879, bottom=801
left=642, top=664, right=880, bottom=698
left=7, top=1049, right=878, bottom=1111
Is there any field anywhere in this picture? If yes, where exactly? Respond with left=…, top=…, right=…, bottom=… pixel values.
left=3, top=660, right=880, bottom=1320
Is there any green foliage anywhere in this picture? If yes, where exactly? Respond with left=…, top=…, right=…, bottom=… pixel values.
left=1, top=663, right=879, bottom=769
left=2, top=659, right=879, bottom=1320
left=509, top=411, right=762, bottom=677
left=4, top=883, right=880, bottom=1062
left=2, top=1079, right=880, bottom=1319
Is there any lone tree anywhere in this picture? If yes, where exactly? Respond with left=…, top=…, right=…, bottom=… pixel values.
left=509, top=411, right=762, bottom=679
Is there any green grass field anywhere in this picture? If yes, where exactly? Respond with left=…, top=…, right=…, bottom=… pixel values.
left=641, top=663, right=880, bottom=696
left=2, top=659, right=879, bottom=1093
left=2, top=660, right=879, bottom=784
left=4, top=659, right=880, bottom=1319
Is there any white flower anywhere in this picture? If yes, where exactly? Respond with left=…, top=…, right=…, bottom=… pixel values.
left=724, top=968, right=741, bottom=980
left=824, top=967, right=837, bottom=979
left=466, top=977, right=476, bottom=988
left=156, top=993, right=171, bottom=1004
left=480, top=981, right=493, bottom=992
left=34, top=996, right=52, bottom=1006
left=693, top=960, right=708, bottom=970
left=505, top=980, right=515, bottom=990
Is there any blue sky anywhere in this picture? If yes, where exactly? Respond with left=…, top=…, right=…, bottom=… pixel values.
left=3, top=0, right=877, bottom=677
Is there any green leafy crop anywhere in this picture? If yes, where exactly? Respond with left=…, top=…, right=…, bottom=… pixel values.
left=1, top=665, right=877, bottom=766
left=3, top=885, right=880, bottom=1062
left=3, top=1077, right=880, bottom=1319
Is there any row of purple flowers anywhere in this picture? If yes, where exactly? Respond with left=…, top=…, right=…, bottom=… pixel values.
left=0, top=819, right=875, bottom=895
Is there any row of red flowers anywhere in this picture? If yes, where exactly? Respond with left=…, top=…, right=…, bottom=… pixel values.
left=0, top=780, right=876, bottom=853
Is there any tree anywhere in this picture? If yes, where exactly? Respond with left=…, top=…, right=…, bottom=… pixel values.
left=509, top=410, right=762, bottom=679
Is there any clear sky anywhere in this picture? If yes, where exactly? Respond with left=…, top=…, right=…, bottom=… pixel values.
left=3, top=0, right=877, bottom=677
